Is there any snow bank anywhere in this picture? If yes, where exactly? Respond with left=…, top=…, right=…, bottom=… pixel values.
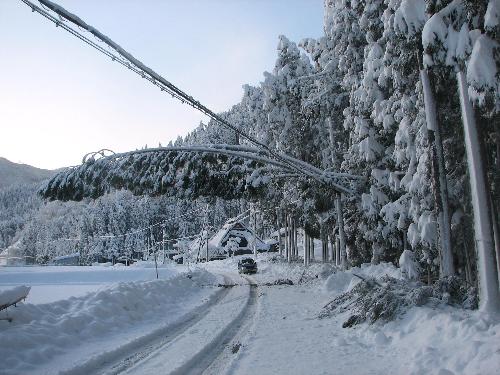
left=0, top=285, right=30, bottom=308
left=324, top=270, right=354, bottom=294
left=324, top=262, right=401, bottom=294
left=319, top=264, right=498, bottom=374
left=0, top=269, right=220, bottom=375
left=0, top=264, right=182, bottom=304
left=228, top=261, right=499, bottom=375
left=380, top=307, right=500, bottom=375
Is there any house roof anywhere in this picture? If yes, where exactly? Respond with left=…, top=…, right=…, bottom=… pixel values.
left=53, top=252, right=80, bottom=261
left=208, top=219, right=268, bottom=250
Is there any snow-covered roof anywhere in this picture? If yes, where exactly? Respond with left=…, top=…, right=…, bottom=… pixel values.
left=53, top=252, right=80, bottom=261
left=208, top=219, right=268, bottom=250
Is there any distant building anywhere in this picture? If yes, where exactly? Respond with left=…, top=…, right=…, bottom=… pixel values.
left=52, top=252, right=80, bottom=266
left=195, top=218, right=270, bottom=261
left=0, top=240, right=26, bottom=266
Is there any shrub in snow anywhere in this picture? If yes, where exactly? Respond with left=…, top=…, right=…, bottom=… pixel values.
left=399, top=249, right=420, bottom=280
left=432, top=276, right=478, bottom=309
left=224, top=237, right=241, bottom=256
left=264, top=279, right=294, bottom=286
left=319, top=275, right=477, bottom=327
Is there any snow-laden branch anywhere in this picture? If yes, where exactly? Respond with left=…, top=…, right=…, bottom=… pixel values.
left=24, top=0, right=358, bottom=193
left=86, top=144, right=356, bottom=195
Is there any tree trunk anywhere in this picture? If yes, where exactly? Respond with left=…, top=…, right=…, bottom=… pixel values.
left=286, top=214, right=292, bottom=263
left=304, top=231, right=309, bottom=266
left=310, top=235, right=315, bottom=261
left=322, top=237, right=325, bottom=263
left=457, top=70, right=500, bottom=312
left=288, top=214, right=295, bottom=261
left=284, top=211, right=289, bottom=261
left=253, top=209, right=258, bottom=258
left=336, top=236, right=340, bottom=267
left=292, top=217, right=297, bottom=260
left=206, top=231, right=209, bottom=263
left=419, top=63, right=454, bottom=277
left=491, top=198, right=500, bottom=286
left=462, top=219, right=473, bottom=286
left=336, top=194, right=347, bottom=269
left=277, top=208, right=283, bottom=256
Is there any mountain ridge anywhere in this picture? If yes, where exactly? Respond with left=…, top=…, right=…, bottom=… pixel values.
left=0, top=157, right=56, bottom=189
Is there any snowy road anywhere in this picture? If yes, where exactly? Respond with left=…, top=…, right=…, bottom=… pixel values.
left=80, top=272, right=257, bottom=375
left=2, top=260, right=499, bottom=375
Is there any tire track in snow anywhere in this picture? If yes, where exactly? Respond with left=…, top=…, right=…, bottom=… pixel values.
left=118, top=273, right=257, bottom=375
left=174, top=275, right=259, bottom=375
left=59, top=274, right=233, bottom=375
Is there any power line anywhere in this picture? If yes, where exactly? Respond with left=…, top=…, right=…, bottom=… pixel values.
left=19, top=0, right=347, bottom=189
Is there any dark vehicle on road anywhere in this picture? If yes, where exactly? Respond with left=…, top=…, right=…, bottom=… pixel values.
left=238, top=258, right=257, bottom=274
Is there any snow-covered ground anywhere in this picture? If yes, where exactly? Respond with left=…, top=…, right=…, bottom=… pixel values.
left=201, top=255, right=500, bottom=375
left=0, top=262, right=183, bottom=304
left=0, top=263, right=223, bottom=375
left=1, top=256, right=499, bottom=375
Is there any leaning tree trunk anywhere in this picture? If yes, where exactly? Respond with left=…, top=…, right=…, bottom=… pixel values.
left=457, top=70, right=500, bottom=312
left=419, top=62, right=455, bottom=277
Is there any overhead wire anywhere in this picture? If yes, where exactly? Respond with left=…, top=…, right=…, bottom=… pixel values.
left=19, top=0, right=350, bottom=190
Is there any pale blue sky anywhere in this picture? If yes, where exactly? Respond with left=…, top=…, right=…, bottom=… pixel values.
left=0, top=0, right=323, bottom=169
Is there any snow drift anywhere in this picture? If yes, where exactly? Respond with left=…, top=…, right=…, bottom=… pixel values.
left=0, top=269, right=220, bottom=375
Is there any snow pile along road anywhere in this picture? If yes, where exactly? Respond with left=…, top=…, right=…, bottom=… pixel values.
left=0, top=285, right=30, bottom=309
left=0, top=268, right=222, bottom=375
left=324, top=261, right=402, bottom=294
left=0, top=262, right=183, bottom=304
left=385, top=305, right=500, bottom=375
